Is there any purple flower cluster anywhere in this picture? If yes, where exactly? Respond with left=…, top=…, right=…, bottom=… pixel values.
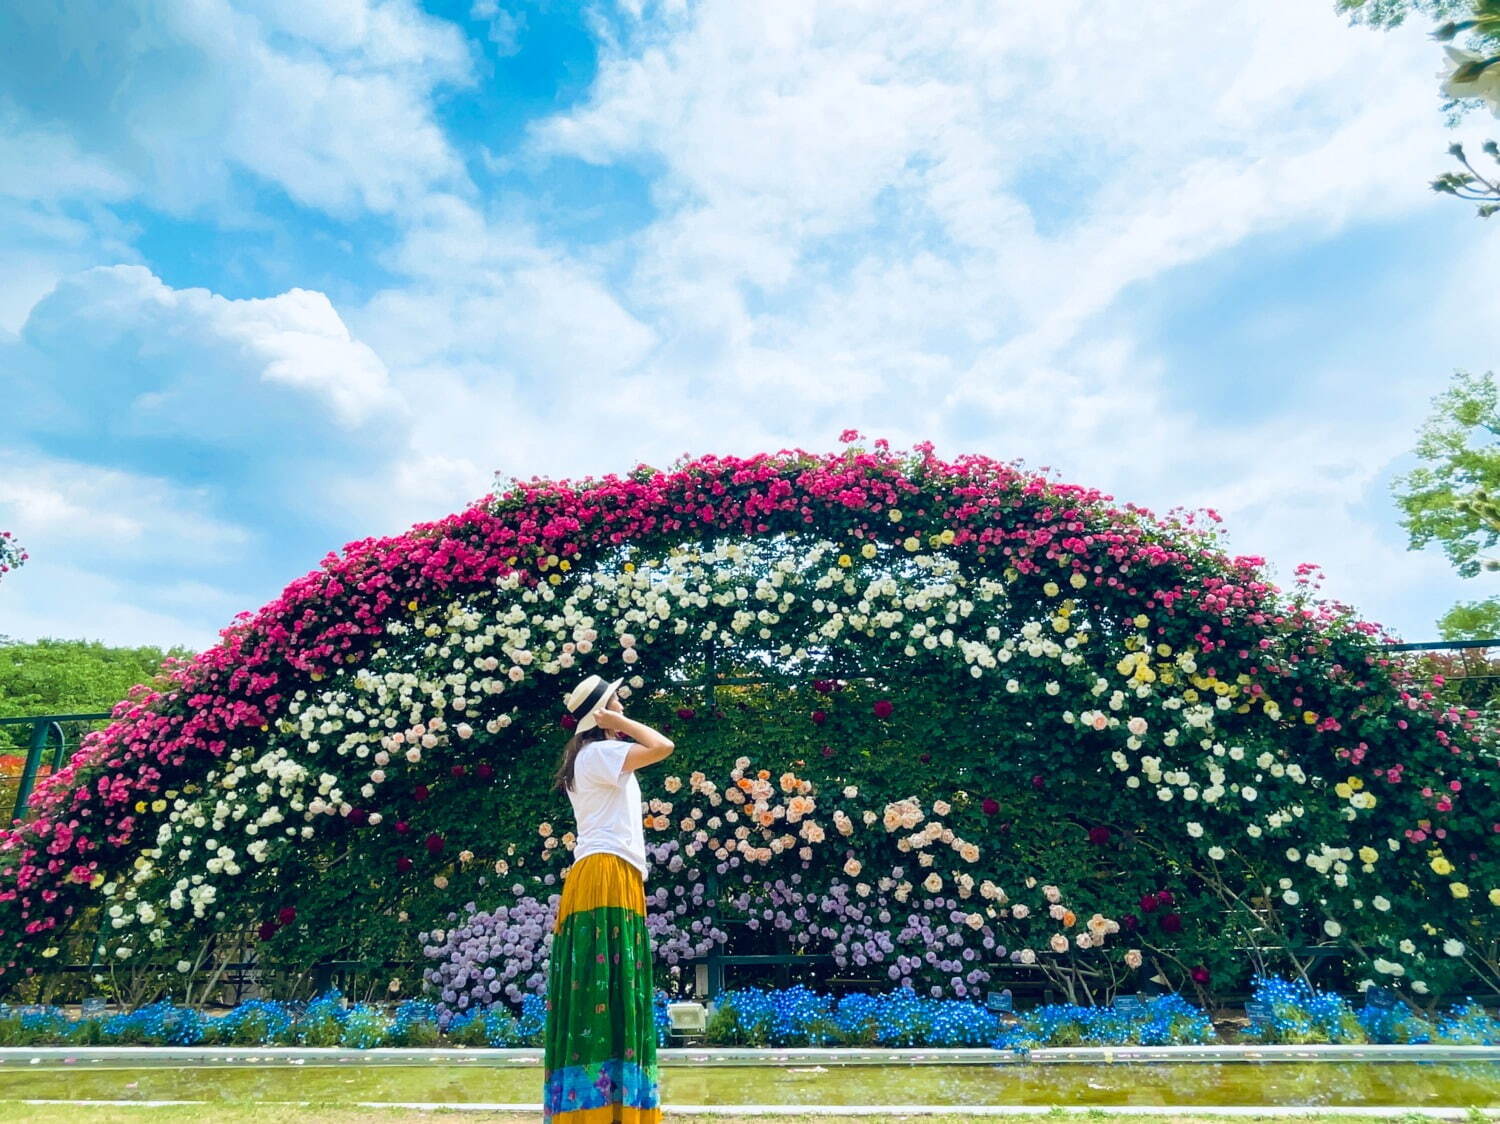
left=724, top=870, right=1004, bottom=1000
left=420, top=897, right=556, bottom=1021
left=644, top=842, right=729, bottom=965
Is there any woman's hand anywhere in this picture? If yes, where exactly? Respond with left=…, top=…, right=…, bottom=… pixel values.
left=593, top=707, right=630, bottom=733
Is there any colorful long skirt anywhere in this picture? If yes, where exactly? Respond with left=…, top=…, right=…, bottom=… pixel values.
left=543, top=852, right=661, bottom=1124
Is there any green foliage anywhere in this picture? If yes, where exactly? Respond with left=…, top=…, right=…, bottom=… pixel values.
left=1437, top=596, right=1500, bottom=639
left=0, top=637, right=194, bottom=752
left=340, top=1006, right=391, bottom=1049
left=1337, top=0, right=1472, bottom=29
left=1392, top=371, right=1500, bottom=585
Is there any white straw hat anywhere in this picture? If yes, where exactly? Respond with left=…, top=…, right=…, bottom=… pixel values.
left=564, top=673, right=623, bottom=733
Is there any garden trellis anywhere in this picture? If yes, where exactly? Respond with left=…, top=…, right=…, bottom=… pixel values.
left=0, top=442, right=1494, bottom=1014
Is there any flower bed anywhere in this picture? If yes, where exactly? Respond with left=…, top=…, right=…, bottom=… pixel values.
left=0, top=977, right=1495, bottom=1051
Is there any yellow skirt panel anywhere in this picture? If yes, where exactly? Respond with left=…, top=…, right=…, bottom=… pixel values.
left=554, top=852, right=646, bottom=933
left=550, top=1104, right=662, bottom=1124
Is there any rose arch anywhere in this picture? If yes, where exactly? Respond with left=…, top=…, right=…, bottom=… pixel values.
left=1, top=440, right=1494, bottom=1009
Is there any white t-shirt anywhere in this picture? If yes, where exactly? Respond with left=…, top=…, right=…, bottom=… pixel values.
left=567, top=739, right=649, bottom=881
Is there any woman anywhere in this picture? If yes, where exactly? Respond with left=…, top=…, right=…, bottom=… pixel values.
left=542, top=673, right=675, bottom=1124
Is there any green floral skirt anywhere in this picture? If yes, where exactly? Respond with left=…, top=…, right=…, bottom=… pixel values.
left=543, top=852, right=661, bottom=1124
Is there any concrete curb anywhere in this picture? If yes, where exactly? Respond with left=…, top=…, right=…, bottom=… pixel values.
left=2, top=1043, right=1499, bottom=1067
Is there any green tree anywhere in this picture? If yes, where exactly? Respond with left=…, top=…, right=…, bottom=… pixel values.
left=0, top=637, right=196, bottom=753
left=1339, top=0, right=1500, bottom=217
left=1338, top=0, right=1471, bottom=28
left=1392, top=370, right=1500, bottom=637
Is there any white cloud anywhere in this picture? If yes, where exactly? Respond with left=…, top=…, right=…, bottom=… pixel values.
left=0, top=449, right=258, bottom=649
left=0, top=449, right=253, bottom=565
left=0, top=0, right=472, bottom=220
left=14, top=264, right=402, bottom=436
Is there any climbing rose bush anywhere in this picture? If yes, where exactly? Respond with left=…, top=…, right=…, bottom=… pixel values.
left=1, top=440, right=1494, bottom=1006
left=0, top=532, right=26, bottom=584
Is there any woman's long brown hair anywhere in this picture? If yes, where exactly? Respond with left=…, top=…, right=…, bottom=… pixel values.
left=552, top=726, right=609, bottom=794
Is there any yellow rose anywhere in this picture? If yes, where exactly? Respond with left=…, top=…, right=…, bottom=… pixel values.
left=1358, top=847, right=1378, bottom=864
left=1450, top=882, right=1470, bottom=899
left=1489, top=888, right=1500, bottom=906
left=861, top=543, right=878, bottom=559
left=407, top=599, right=419, bottom=611
left=1302, top=711, right=1318, bottom=724
left=903, top=536, right=920, bottom=551
left=1043, top=582, right=1060, bottom=597
left=624, top=561, right=635, bottom=572
left=1335, top=783, right=1353, bottom=800
left=1069, top=572, right=1087, bottom=589
left=940, top=529, right=955, bottom=545
left=888, top=509, right=903, bottom=522
left=837, top=554, right=853, bottom=568
left=1133, top=614, right=1149, bottom=628
left=1430, top=856, right=1454, bottom=876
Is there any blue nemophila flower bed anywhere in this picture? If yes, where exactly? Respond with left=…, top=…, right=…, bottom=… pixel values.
left=0, top=989, right=673, bottom=1049
left=993, top=992, right=1215, bottom=1049
left=1240, top=974, right=1500, bottom=1046
left=0, top=976, right=1494, bottom=1049
left=707, top=985, right=1007, bottom=1047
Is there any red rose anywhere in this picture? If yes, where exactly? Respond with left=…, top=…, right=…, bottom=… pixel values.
left=1191, top=965, right=1210, bottom=984
left=982, top=798, right=999, bottom=816
left=821, top=745, right=835, bottom=758
left=425, top=833, right=445, bottom=855
left=1160, top=912, right=1183, bottom=933
left=676, top=707, right=696, bottom=721
left=1139, top=893, right=1159, bottom=913
left=873, top=699, right=894, bottom=719
left=561, top=714, right=578, bottom=730
left=1087, top=826, right=1111, bottom=846
left=394, top=820, right=410, bottom=834
left=919, top=752, right=932, bottom=764
left=277, top=906, right=296, bottom=926
left=1121, top=913, right=1139, bottom=932
left=396, top=857, right=413, bottom=874
left=1155, top=889, right=1175, bottom=907
left=413, top=785, right=430, bottom=802
left=1030, top=774, right=1046, bottom=790
left=257, top=921, right=278, bottom=941
left=475, top=764, right=494, bottom=781
left=347, top=808, right=369, bottom=827
left=811, top=710, right=828, bottom=725
left=812, top=679, right=834, bottom=694
left=450, top=765, right=466, bottom=778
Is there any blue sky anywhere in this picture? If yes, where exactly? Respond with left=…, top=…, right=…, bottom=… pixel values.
left=0, top=0, right=1495, bottom=652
